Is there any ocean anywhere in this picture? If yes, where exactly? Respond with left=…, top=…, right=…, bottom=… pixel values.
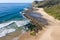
left=0, top=3, right=31, bottom=37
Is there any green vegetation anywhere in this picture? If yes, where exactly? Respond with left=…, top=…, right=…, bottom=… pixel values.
left=32, top=0, right=60, bottom=20
left=44, top=4, right=60, bottom=20
left=25, top=23, right=41, bottom=36
left=30, top=31, right=36, bottom=36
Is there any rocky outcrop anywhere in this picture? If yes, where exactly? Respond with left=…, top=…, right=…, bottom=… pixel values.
left=24, top=9, right=45, bottom=30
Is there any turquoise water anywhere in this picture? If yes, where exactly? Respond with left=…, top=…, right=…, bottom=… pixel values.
left=0, top=3, right=31, bottom=37
left=0, top=3, right=31, bottom=23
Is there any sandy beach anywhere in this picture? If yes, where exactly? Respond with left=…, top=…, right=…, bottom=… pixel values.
left=0, top=30, right=21, bottom=40
left=18, top=8, right=60, bottom=40
left=0, top=8, right=60, bottom=40
left=34, top=8, right=60, bottom=40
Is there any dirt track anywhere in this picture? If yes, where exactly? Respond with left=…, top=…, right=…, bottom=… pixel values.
left=19, top=8, right=60, bottom=40
left=36, top=8, right=60, bottom=40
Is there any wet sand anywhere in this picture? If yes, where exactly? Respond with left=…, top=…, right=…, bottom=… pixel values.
left=0, top=30, right=21, bottom=40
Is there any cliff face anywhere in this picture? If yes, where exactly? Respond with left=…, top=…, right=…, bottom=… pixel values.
left=32, top=0, right=60, bottom=7
left=24, top=9, right=48, bottom=31
left=32, top=0, right=60, bottom=20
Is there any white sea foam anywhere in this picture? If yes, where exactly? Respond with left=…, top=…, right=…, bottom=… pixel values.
left=0, top=20, right=30, bottom=28
left=24, top=8, right=29, bottom=11
left=0, top=20, right=30, bottom=37
left=15, top=20, right=30, bottom=27
left=7, top=29, right=16, bottom=33
left=0, top=22, right=14, bottom=28
left=0, top=29, right=16, bottom=37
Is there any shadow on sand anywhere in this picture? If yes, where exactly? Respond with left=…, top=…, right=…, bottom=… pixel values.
left=24, top=11, right=51, bottom=35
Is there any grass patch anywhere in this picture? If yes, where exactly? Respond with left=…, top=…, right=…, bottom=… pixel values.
left=44, top=4, right=60, bottom=20
left=30, top=31, right=36, bottom=36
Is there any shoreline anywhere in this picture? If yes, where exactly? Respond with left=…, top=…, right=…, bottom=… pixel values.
left=0, top=30, right=21, bottom=40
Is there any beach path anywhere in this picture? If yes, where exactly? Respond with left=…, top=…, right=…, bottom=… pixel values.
left=35, top=8, right=60, bottom=40
left=18, top=8, right=60, bottom=40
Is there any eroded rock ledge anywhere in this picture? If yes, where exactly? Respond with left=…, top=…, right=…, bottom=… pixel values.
left=23, top=8, right=47, bottom=30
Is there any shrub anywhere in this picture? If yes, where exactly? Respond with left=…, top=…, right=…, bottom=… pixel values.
left=30, top=31, right=36, bottom=36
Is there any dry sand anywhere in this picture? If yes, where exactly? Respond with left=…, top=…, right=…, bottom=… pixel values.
left=35, top=8, right=60, bottom=40
left=18, top=8, right=60, bottom=40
